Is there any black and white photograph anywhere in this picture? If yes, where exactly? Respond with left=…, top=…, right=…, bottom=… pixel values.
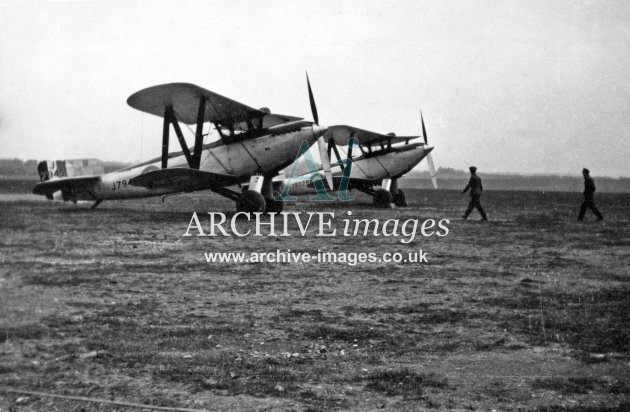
left=1, top=0, right=629, bottom=410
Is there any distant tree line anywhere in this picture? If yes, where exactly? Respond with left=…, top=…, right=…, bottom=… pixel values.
left=1, top=158, right=628, bottom=192
left=401, top=175, right=630, bottom=193
left=436, top=167, right=469, bottom=178
left=0, top=159, right=39, bottom=177
left=0, top=158, right=132, bottom=177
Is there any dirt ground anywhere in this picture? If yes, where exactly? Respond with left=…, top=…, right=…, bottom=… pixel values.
left=0, top=189, right=629, bottom=411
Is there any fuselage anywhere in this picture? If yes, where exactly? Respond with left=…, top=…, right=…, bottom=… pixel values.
left=56, top=126, right=322, bottom=201
left=345, top=144, right=432, bottom=180
left=285, top=143, right=432, bottom=195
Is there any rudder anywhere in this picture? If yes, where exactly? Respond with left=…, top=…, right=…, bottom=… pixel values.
left=37, top=159, right=104, bottom=181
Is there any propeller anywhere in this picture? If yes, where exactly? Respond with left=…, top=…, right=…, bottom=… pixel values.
left=306, top=73, right=333, bottom=189
left=421, top=110, right=438, bottom=189
left=307, top=73, right=319, bottom=126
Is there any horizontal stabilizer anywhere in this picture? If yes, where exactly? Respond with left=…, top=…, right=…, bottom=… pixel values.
left=128, top=168, right=240, bottom=192
left=328, top=125, right=420, bottom=147
left=33, top=176, right=101, bottom=195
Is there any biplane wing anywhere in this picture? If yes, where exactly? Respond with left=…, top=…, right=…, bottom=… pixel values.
left=327, top=125, right=420, bottom=147
left=369, top=134, right=423, bottom=147
left=127, top=83, right=300, bottom=170
left=127, top=83, right=265, bottom=125
left=129, top=168, right=240, bottom=192
left=33, top=176, right=101, bottom=196
left=128, top=82, right=304, bottom=130
left=233, top=112, right=303, bottom=131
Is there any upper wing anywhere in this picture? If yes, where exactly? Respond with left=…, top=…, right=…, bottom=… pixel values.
left=127, top=83, right=264, bottom=125
left=33, top=176, right=101, bottom=196
left=233, top=112, right=303, bottom=131
left=327, top=125, right=420, bottom=147
left=128, top=168, right=241, bottom=192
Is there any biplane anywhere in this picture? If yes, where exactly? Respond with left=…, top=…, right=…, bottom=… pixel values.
left=280, top=112, right=437, bottom=208
left=33, top=78, right=333, bottom=213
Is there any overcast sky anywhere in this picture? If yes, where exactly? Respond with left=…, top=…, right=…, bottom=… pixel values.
left=1, top=0, right=629, bottom=176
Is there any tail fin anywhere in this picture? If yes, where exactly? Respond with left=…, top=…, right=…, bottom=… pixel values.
left=37, top=159, right=104, bottom=182
left=36, top=159, right=104, bottom=200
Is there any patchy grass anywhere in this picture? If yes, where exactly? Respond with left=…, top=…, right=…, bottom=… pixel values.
left=154, top=355, right=304, bottom=396
left=532, top=376, right=630, bottom=396
left=484, top=286, right=630, bottom=354
left=0, top=324, right=50, bottom=342
left=532, top=376, right=602, bottom=394
left=534, top=403, right=630, bottom=412
left=341, top=302, right=431, bottom=315
left=302, top=324, right=387, bottom=342
left=23, top=271, right=109, bottom=287
left=0, top=190, right=629, bottom=410
left=361, top=368, right=448, bottom=398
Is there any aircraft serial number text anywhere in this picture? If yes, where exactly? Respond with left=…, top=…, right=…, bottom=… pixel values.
left=111, top=180, right=128, bottom=190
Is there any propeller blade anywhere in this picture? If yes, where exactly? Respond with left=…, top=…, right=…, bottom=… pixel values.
left=427, top=152, right=438, bottom=189
left=278, top=168, right=287, bottom=183
left=317, top=135, right=333, bottom=189
left=420, top=110, right=428, bottom=145
left=306, top=72, right=319, bottom=125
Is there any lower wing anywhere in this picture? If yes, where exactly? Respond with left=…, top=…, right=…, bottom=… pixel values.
left=128, top=168, right=240, bottom=192
left=33, top=176, right=101, bottom=196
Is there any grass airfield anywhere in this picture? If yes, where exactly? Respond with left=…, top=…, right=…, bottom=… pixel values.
left=0, top=189, right=629, bottom=411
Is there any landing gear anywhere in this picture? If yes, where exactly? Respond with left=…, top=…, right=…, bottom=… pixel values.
left=265, top=197, right=284, bottom=213
left=264, top=189, right=284, bottom=213
left=61, top=187, right=78, bottom=203
left=392, top=189, right=407, bottom=207
left=373, top=189, right=393, bottom=208
left=234, top=176, right=283, bottom=214
left=388, top=179, right=407, bottom=207
left=237, top=190, right=266, bottom=213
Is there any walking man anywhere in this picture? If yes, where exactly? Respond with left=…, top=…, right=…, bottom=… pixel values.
left=462, top=166, right=488, bottom=221
left=578, top=168, right=603, bottom=221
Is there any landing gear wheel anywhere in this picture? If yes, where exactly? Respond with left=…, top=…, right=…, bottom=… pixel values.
left=393, top=189, right=408, bottom=207
left=265, top=198, right=284, bottom=214
left=237, top=190, right=266, bottom=213
left=373, top=189, right=393, bottom=208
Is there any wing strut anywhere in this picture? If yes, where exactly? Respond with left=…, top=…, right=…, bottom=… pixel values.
left=192, top=97, right=206, bottom=169
left=161, top=107, right=170, bottom=169
left=347, top=134, right=355, bottom=159
left=329, top=137, right=345, bottom=173
left=160, top=98, right=206, bottom=169
left=168, top=107, right=193, bottom=166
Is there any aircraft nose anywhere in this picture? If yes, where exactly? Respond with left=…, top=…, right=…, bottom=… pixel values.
left=424, top=145, right=434, bottom=154
left=311, top=125, right=328, bottom=139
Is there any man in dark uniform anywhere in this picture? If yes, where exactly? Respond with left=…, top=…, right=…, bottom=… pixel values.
left=578, top=168, right=603, bottom=221
left=462, top=166, right=488, bottom=221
